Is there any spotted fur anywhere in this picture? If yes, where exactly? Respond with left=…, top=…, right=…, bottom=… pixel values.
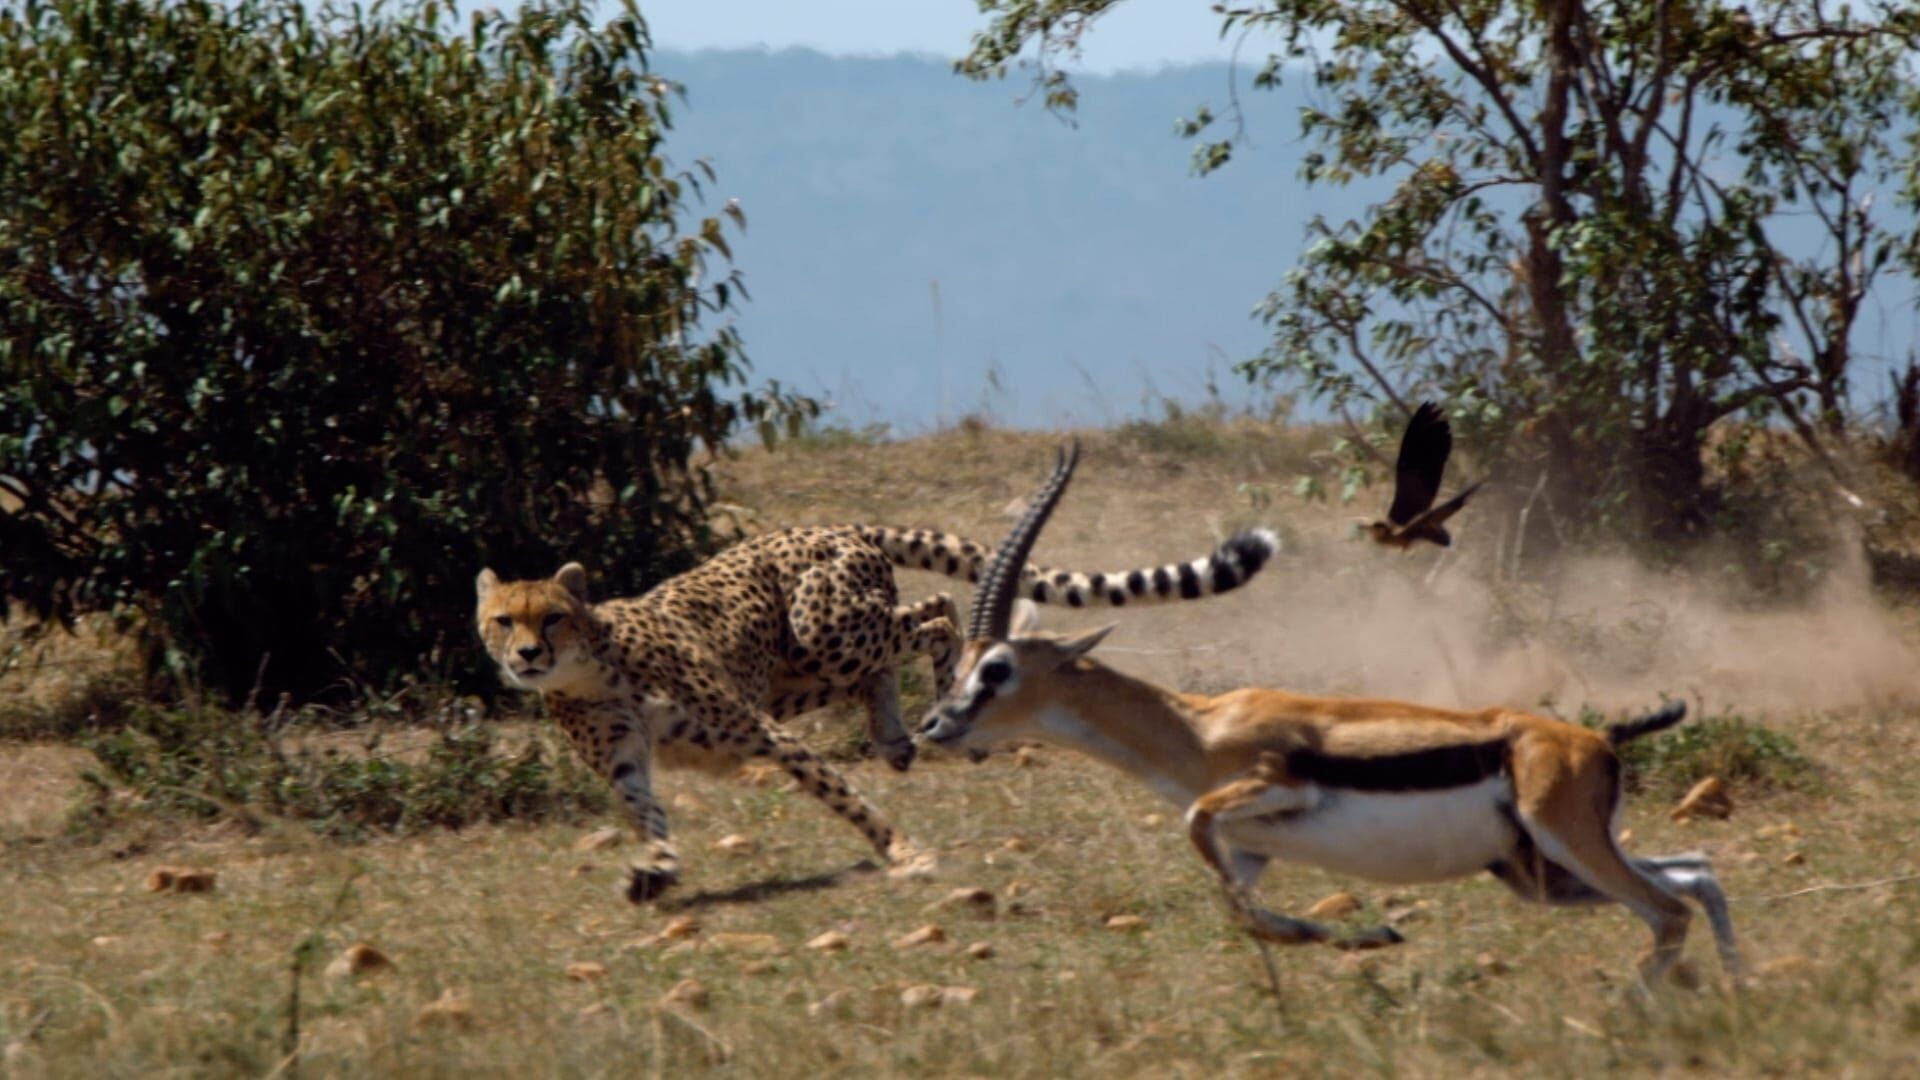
left=476, top=522, right=1279, bottom=902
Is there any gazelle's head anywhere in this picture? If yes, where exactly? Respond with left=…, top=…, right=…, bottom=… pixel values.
left=475, top=562, right=598, bottom=692
left=917, top=440, right=1114, bottom=754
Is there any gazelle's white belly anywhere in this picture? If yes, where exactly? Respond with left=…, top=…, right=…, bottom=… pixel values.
left=1222, top=777, right=1519, bottom=885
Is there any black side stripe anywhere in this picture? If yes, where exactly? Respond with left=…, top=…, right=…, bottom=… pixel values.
left=1287, top=738, right=1509, bottom=792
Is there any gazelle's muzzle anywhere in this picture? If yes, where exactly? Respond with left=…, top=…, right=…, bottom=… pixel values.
left=916, top=702, right=991, bottom=762
left=916, top=704, right=967, bottom=745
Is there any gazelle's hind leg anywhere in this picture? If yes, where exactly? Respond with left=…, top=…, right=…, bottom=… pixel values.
left=1635, top=854, right=1742, bottom=975
left=1510, top=754, right=1694, bottom=982
left=1185, top=769, right=1401, bottom=951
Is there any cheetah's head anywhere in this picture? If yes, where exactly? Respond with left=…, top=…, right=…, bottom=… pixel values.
left=475, top=563, right=598, bottom=693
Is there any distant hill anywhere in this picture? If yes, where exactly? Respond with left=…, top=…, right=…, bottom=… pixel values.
left=653, top=48, right=1383, bottom=430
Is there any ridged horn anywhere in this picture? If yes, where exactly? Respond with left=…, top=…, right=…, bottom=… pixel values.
left=968, top=439, right=1081, bottom=641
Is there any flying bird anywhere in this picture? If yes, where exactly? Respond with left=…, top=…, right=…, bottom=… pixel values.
left=1364, top=401, right=1482, bottom=550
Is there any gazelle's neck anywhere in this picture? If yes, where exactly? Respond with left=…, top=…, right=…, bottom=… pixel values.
left=1028, top=660, right=1211, bottom=806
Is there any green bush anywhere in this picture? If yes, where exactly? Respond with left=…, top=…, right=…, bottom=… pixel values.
left=75, top=698, right=607, bottom=840
left=1581, top=705, right=1817, bottom=796
left=0, top=0, right=812, bottom=702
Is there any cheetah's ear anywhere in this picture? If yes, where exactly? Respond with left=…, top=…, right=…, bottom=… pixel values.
left=553, top=562, right=590, bottom=603
left=476, top=568, right=500, bottom=600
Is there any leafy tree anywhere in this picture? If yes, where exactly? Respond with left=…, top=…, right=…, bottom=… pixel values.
left=962, top=1, right=1920, bottom=542
left=0, top=0, right=811, bottom=701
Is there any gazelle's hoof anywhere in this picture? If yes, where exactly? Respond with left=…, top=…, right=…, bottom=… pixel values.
left=625, top=864, right=680, bottom=903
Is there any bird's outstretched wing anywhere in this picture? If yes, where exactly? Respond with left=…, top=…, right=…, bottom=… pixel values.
left=1386, top=402, right=1450, bottom=526
left=1413, top=479, right=1483, bottom=531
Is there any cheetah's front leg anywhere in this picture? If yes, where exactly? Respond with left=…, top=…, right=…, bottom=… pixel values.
left=603, top=730, right=681, bottom=902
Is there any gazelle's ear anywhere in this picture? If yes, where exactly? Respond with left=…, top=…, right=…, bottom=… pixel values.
left=554, top=562, right=589, bottom=603
left=476, top=568, right=500, bottom=600
left=1059, top=623, right=1114, bottom=661
left=1010, top=598, right=1042, bottom=637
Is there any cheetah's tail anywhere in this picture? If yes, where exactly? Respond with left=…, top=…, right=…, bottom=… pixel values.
left=858, top=525, right=1280, bottom=609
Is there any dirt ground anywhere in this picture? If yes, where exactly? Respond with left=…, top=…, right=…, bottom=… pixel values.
left=4, top=424, right=1919, bottom=1076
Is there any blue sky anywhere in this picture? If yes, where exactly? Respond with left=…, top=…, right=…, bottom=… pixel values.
left=636, top=0, right=1244, bottom=73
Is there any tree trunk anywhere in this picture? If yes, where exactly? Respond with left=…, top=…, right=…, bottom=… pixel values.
left=1635, top=419, right=1712, bottom=543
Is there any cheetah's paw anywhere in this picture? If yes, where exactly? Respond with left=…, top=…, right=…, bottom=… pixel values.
left=625, top=863, right=681, bottom=904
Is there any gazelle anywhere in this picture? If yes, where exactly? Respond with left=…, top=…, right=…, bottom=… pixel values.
left=917, top=442, right=1742, bottom=981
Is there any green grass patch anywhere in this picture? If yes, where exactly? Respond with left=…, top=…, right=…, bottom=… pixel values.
left=1581, top=705, right=1818, bottom=795
left=71, top=699, right=606, bottom=841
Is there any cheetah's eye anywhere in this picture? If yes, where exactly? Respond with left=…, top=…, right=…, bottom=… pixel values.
left=492, top=615, right=512, bottom=629
left=541, top=613, right=565, bottom=630
left=978, top=659, right=1013, bottom=687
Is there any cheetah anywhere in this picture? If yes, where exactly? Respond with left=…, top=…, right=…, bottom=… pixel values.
left=476, top=522, right=1279, bottom=902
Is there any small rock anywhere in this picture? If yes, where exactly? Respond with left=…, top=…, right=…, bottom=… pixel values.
left=1141, top=813, right=1164, bottom=828
left=564, top=961, right=609, bottom=983
left=1757, top=954, right=1817, bottom=980
left=1001, top=496, right=1029, bottom=520
left=670, top=790, right=714, bottom=812
left=1000, top=837, right=1031, bottom=853
left=806, top=930, right=852, bottom=952
left=741, top=959, right=778, bottom=976
left=1385, top=900, right=1435, bottom=924
left=90, top=936, right=118, bottom=949
left=4, top=1041, right=43, bottom=1075
left=737, top=763, right=785, bottom=788
left=966, top=942, right=995, bottom=960
left=1003, top=879, right=1036, bottom=900
left=629, top=914, right=700, bottom=949
left=575, top=826, right=624, bottom=852
left=1617, top=828, right=1634, bottom=845
left=412, top=989, right=475, bottom=1032
left=569, top=863, right=597, bottom=878
left=1783, top=851, right=1806, bottom=866
left=1474, top=951, right=1510, bottom=977
left=1307, top=891, right=1362, bottom=920
left=807, top=989, right=852, bottom=1018
left=325, top=943, right=393, bottom=981
left=892, top=924, right=946, bottom=950
left=1013, top=747, right=1042, bottom=768
left=713, top=833, right=757, bottom=856
left=1672, top=777, right=1734, bottom=821
left=145, top=865, right=217, bottom=893
left=708, top=932, right=783, bottom=955
left=940, top=986, right=980, bottom=1006
left=202, top=931, right=232, bottom=949
left=661, top=978, right=710, bottom=1011
left=900, top=984, right=943, bottom=1010
left=928, top=887, right=997, bottom=919
left=1104, top=914, right=1148, bottom=933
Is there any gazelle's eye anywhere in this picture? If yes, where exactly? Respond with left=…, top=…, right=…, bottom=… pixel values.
left=493, top=615, right=512, bottom=629
left=541, top=613, right=565, bottom=630
left=978, top=659, right=1012, bottom=687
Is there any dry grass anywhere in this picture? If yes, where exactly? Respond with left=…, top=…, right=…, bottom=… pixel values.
left=5, top=421, right=1920, bottom=1075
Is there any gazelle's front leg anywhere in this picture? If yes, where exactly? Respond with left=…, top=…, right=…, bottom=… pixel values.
left=1185, top=769, right=1402, bottom=950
